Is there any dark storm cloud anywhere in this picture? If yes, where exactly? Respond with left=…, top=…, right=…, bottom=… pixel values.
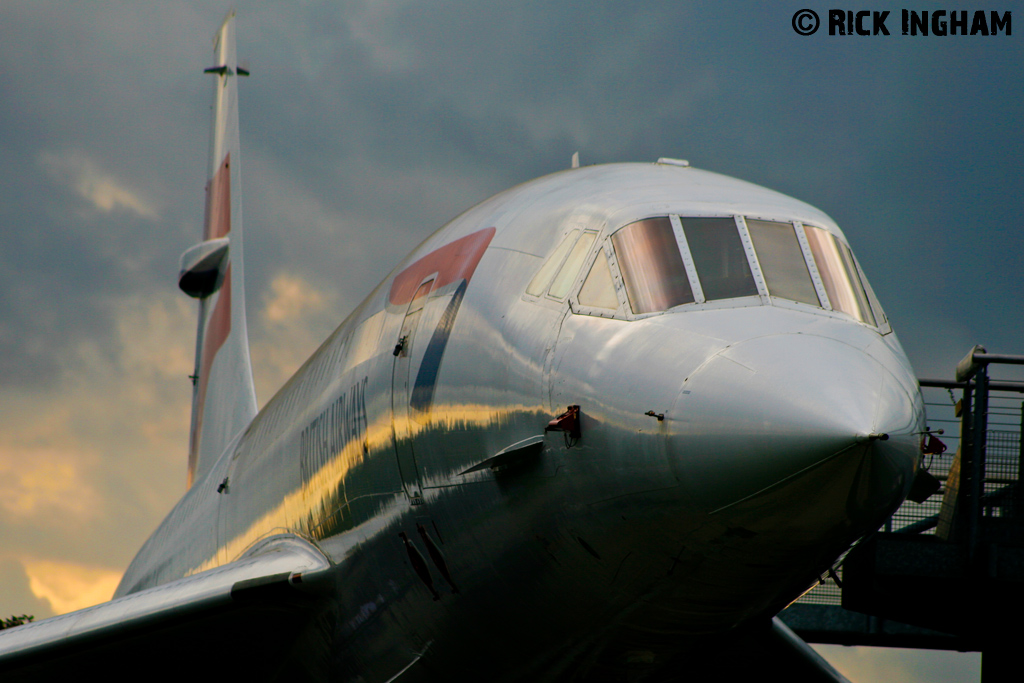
left=0, top=2, right=210, bottom=387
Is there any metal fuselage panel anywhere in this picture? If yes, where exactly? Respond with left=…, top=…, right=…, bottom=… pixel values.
left=117, top=164, right=923, bottom=680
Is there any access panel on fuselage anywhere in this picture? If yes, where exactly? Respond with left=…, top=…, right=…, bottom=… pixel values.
left=385, top=227, right=497, bottom=502
left=391, top=279, right=433, bottom=504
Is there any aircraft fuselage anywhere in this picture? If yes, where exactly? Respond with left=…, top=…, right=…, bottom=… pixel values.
left=117, top=162, right=923, bottom=680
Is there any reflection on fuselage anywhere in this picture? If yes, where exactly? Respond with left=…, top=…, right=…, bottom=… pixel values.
left=117, top=163, right=923, bottom=680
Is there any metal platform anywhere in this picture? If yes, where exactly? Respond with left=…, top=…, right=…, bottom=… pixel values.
left=780, top=347, right=1024, bottom=682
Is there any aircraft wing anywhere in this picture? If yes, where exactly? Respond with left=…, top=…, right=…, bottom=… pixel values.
left=0, top=538, right=332, bottom=679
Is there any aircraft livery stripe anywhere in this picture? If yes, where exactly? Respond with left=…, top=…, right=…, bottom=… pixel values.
left=187, top=265, right=233, bottom=486
left=388, top=227, right=495, bottom=306
left=410, top=279, right=468, bottom=414
left=203, top=153, right=231, bottom=241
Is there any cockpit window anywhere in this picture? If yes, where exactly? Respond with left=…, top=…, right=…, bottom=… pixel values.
left=680, top=217, right=758, bottom=301
left=836, top=240, right=876, bottom=327
left=555, top=213, right=887, bottom=333
left=803, top=226, right=876, bottom=326
left=745, top=219, right=819, bottom=306
left=611, top=217, right=694, bottom=314
left=549, top=232, right=596, bottom=299
left=578, top=249, right=619, bottom=310
left=855, top=257, right=888, bottom=329
left=527, top=229, right=579, bottom=296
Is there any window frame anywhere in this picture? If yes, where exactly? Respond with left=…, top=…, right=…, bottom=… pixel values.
left=523, top=228, right=604, bottom=304
left=524, top=228, right=581, bottom=300
left=669, top=214, right=705, bottom=303
left=569, top=241, right=629, bottom=319
left=853, top=249, right=892, bottom=335
left=793, top=221, right=833, bottom=311
left=734, top=215, right=772, bottom=305
left=547, top=231, right=598, bottom=301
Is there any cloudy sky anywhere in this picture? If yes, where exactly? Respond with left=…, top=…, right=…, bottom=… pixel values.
left=2, top=0, right=1018, bottom=679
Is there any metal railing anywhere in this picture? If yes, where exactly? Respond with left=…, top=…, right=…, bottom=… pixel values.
left=797, top=349, right=1024, bottom=606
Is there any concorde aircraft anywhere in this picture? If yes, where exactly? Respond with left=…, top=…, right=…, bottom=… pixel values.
left=0, top=13, right=924, bottom=682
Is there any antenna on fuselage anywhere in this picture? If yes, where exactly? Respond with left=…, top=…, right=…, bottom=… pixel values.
left=571, top=151, right=579, bottom=169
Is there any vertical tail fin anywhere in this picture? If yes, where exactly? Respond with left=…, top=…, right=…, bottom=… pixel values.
left=178, top=11, right=257, bottom=487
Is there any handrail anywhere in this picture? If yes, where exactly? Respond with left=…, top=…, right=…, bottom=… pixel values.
left=919, top=378, right=1024, bottom=393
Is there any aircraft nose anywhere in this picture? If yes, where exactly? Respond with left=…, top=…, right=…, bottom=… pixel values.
left=669, top=333, right=922, bottom=527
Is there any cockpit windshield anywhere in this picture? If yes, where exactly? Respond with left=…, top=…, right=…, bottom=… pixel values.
left=611, top=217, right=693, bottom=314
left=525, top=212, right=887, bottom=331
left=679, top=217, right=758, bottom=301
left=745, top=219, right=819, bottom=306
